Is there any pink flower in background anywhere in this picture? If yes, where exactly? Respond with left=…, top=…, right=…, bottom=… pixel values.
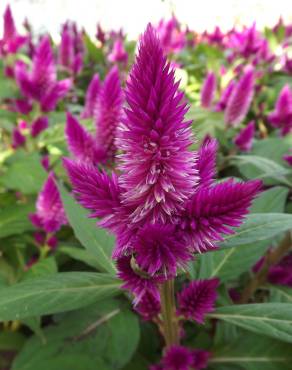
left=224, top=67, right=254, bottom=126
left=201, top=72, right=217, bottom=108
left=177, top=278, right=219, bottom=323
left=162, top=345, right=194, bottom=370
left=31, top=116, right=49, bottom=137
left=156, top=16, right=186, bottom=54
left=15, top=36, right=72, bottom=112
left=12, top=128, right=26, bottom=149
left=215, top=80, right=235, bottom=112
left=135, top=291, right=161, bottom=320
left=268, top=84, right=292, bottom=136
left=108, top=39, right=128, bottom=64
left=95, top=66, right=123, bottom=162
left=283, top=153, right=292, bottom=166
left=81, top=74, right=101, bottom=119
left=234, top=120, right=255, bottom=152
left=0, top=5, right=27, bottom=55
left=29, top=172, right=67, bottom=233
left=203, top=26, right=225, bottom=47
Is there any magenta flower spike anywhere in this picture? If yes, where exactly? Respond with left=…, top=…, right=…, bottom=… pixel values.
left=64, top=24, right=261, bottom=305
left=268, top=84, right=292, bottom=136
left=201, top=71, right=217, bottom=108
left=59, top=28, right=74, bottom=70
left=12, top=128, right=26, bottom=149
left=177, top=278, right=219, bottom=323
left=108, top=39, right=128, bottom=64
left=95, top=66, right=123, bottom=162
left=117, top=24, right=198, bottom=225
left=224, top=67, right=254, bottom=126
left=215, top=80, right=235, bottom=112
left=29, top=172, right=67, bottom=233
left=15, top=36, right=72, bottom=112
left=65, top=112, right=106, bottom=165
left=0, top=5, right=26, bottom=55
left=31, top=116, right=49, bottom=138
left=283, top=153, right=292, bottom=166
left=81, top=74, right=101, bottom=119
left=162, top=345, right=194, bottom=370
left=234, top=120, right=255, bottom=152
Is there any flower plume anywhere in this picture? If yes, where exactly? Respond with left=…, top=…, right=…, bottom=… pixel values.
left=201, top=71, right=216, bottom=108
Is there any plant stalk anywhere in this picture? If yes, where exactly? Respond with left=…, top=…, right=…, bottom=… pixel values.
left=239, top=232, right=292, bottom=304
left=160, top=279, right=180, bottom=347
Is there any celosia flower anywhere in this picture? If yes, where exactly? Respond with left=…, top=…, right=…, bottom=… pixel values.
left=177, top=278, right=219, bottom=323
left=156, top=16, right=186, bottom=54
left=117, top=256, right=164, bottom=304
left=233, top=120, right=255, bottom=152
left=15, top=36, right=72, bottom=112
left=96, top=23, right=106, bottom=44
left=215, top=80, right=235, bottom=112
left=224, top=67, right=254, bottom=126
left=201, top=72, right=216, bottom=108
left=13, top=99, right=33, bottom=115
left=29, top=172, right=67, bottom=233
left=204, top=26, right=225, bottom=47
left=134, top=224, right=192, bottom=277
left=135, top=291, right=161, bottom=320
left=268, top=85, right=292, bottom=136
left=81, top=74, right=101, bottom=119
left=95, top=66, right=123, bottom=162
left=108, top=39, right=128, bottom=64
left=117, top=24, right=197, bottom=225
left=180, top=179, right=261, bottom=252
left=12, top=128, right=26, bottom=149
left=64, top=24, right=261, bottom=304
left=283, top=153, right=292, bottom=166
left=0, top=5, right=26, bottom=55
left=31, top=116, right=49, bottom=138
left=65, top=112, right=106, bottom=165
left=192, top=349, right=210, bottom=370
left=41, top=155, right=50, bottom=171
left=162, top=345, right=194, bottom=370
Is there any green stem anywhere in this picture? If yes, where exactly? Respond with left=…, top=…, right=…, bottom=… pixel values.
left=160, top=279, right=180, bottom=347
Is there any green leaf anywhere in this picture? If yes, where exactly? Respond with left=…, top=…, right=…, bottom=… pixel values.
left=221, top=213, right=292, bottom=248
left=0, top=331, right=26, bottom=351
left=0, top=203, right=34, bottom=238
left=22, top=257, right=58, bottom=281
left=269, top=286, right=292, bottom=303
left=0, top=152, right=47, bottom=194
left=211, top=332, right=292, bottom=370
left=250, top=187, right=289, bottom=213
left=231, top=155, right=292, bottom=187
left=210, top=303, right=292, bottom=343
left=0, top=272, right=120, bottom=321
left=59, top=184, right=116, bottom=275
left=13, top=301, right=139, bottom=370
left=58, top=246, right=101, bottom=270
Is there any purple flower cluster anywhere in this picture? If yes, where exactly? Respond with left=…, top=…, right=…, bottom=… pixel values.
left=268, top=84, right=292, bottom=136
left=64, top=24, right=261, bottom=313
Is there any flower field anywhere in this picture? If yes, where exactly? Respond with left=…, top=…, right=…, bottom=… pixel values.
left=0, top=5, right=292, bottom=370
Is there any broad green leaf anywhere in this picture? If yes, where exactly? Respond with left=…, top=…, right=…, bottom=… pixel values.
left=269, top=286, right=292, bottom=303
left=0, top=203, right=34, bottom=238
left=231, top=155, right=292, bottom=186
left=22, top=257, right=58, bottom=281
left=250, top=186, right=289, bottom=213
left=194, top=241, right=268, bottom=282
left=211, top=332, right=292, bottom=370
left=58, top=246, right=101, bottom=270
left=59, top=184, right=116, bottom=275
left=13, top=301, right=139, bottom=370
left=210, top=303, right=292, bottom=343
left=0, top=152, right=47, bottom=194
left=0, top=272, right=120, bottom=321
left=221, top=213, right=292, bottom=248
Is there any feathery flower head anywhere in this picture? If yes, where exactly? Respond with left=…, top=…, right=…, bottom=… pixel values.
left=180, top=179, right=261, bottom=252
left=95, top=66, right=123, bottom=162
left=196, top=137, right=218, bottom=188
left=108, top=39, right=128, bottom=64
left=201, top=71, right=217, bottom=108
left=135, top=290, right=161, bottom=320
left=31, top=116, right=49, bottom=138
left=81, top=74, right=100, bottom=119
left=134, top=224, right=192, bottom=277
left=268, top=84, right=292, bottom=136
left=65, top=112, right=106, bottom=165
left=177, top=278, right=219, bottom=323
left=0, top=5, right=26, bottom=55
left=162, top=345, right=194, bottom=370
left=12, top=128, right=26, bottom=149
left=215, top=80, right=235, bottom=112
left=224, top=66, right=254, bottom=126
left=234, top=120, right=255, bottom=152
left=29, top=172, right=67, bottom=233
left=15, top=36, right=72, bottom=112
left=191, top=350, right=210, bottom=370
left=117, top=23, right=198, bottom=225
left=117, top=255, right=164, bottom=304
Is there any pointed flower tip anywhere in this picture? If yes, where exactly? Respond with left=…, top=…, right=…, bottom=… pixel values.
left=234, top=120, right=255, bottom=152
left=201, top=71, right=217, bottom=108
